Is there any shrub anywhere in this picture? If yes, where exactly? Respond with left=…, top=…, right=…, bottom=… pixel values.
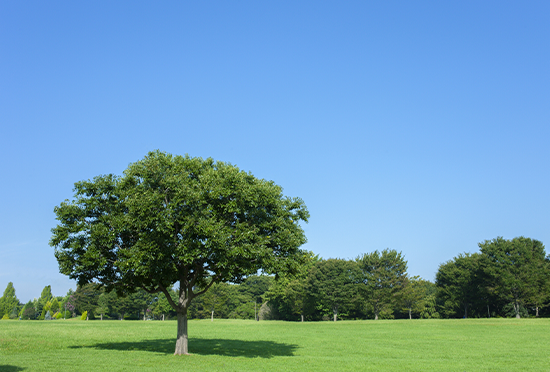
left=81, top=311, right=88, bottom=320
left=2, top=314, right=9, bottom=320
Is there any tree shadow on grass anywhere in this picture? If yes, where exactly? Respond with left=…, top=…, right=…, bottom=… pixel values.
left=0, top=366, right=26, bottom=371
left=69, top=338, right=298, bottom=358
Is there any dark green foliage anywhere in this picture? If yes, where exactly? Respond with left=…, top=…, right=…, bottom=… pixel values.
left=238, top=275, right=274, bottom=304
left=307, top=259, right=362, bottom=321
left=20, top=301, right=36, bottom=320
left=265, top=252, right=319, bottom=321
left=479, top=236, right=550, bottom=318
left=73, top=283, right=101, bottom=316
left=399, top=276, right=434, bottom=319
left=434, top=237, right=550, bottom=318
left=357, top=249, right=408, bottom=320
left=50, top=151, right=308, bottom=353
left=436, top=253, right=483, bottom=318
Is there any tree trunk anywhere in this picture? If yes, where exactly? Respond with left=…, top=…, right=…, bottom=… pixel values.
left=162, top=313, right=165, bottom=321
left=100, top=313, right=103, bottom=321
left=409, top=308, right=411, bottom=320
left=211, top=310, right=214, bottom=322
left=175, top=311, right=189, bottom=355
left=514, top=302, right=521, bottom=319
left=536, top=306, right=539, bottom=317
left=301, top=314, right=304, bottom=322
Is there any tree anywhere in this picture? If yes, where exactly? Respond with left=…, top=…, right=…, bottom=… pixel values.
left=199, top=282, right=230, bottom=321
left=20, top=300, right=36, bottom=320
left=400, top=276, right=426, bottom=319
left=528, top=254, right=550, bottom=316
left=50, top=151, right=309, bottom=354
left=265, top=252, right=318, bottom=321
left=479, top=237, right=549, bottom=318
left=307, top=259, right=361, bottom=321
left=0, top=282, right=20, bottom=318
left=36, top=285, right=53, bottom=319
left=73, top=283, right=101, bottom=319
left=96, top=293, right=111, bottom=320
left=61, top=290, right=77, bottom=318
left=357, top=249, right=407, bottom=320
left=49, top=298, right=60, bottom=314
left=436, top=253, right=482, bottom=318
left=152, top=287, right=178, bottom=320
left=419, top=281, right=440, bottom=319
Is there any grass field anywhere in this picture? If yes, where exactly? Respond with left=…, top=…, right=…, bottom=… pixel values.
left=1, top=318, right=549, bottom=371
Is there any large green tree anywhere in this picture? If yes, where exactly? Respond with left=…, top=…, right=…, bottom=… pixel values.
left=357, top=249, right=407, bottom=320
left=479, top=236, right=549, bottom=318
left=50, top=151, right=309, bottom=354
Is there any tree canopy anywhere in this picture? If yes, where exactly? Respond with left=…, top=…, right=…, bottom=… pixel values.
left=479, top=236, right=549, bottom=318
left=50, top=151, right=309, bottom=354
left=307, top=259, right=362, bottom=321
left=357, top=249, right=407, bottom=320
left=436, top=253, right=482, bottom=318
left=0, top=282, right=20, bottom=318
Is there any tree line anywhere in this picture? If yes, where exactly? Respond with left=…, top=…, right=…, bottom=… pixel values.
left=3, top=236, right=548, bottom=321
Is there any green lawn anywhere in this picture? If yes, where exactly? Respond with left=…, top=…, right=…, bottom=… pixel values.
left=1, top=318, right=549, bottom=371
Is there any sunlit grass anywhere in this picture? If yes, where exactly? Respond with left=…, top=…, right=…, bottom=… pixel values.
left=1, top=318, right=549, bottom=371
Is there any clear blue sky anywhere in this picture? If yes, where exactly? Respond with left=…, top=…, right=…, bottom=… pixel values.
left=1, top=1, right=549, bottom=303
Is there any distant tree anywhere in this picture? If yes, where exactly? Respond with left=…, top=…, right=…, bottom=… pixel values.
left=480, top=237, right=549, bottom=318
left=51, top=151, right=308, bottom=354
left=307, top=259, right=361, bottom=321
left=61, top=290, right=77, bottom=318
left=110, top=293, right=134, bottom=320
left=49, top=298, right=60, bottom=314
left=152, top=288, right=178, bottom=320
left=239, top=275, right=274, bottom=305
left=20, top=301, right=35, bottom=320
left=73, top=283, right=101, bottom=319
left=436, top=253, right=482, bottom=318
left=400, top=276, right=426, bottom=319
left=0, top=282, right=20, bottom=318
left=39, top=285, right=53, bottom=306
left=526, top=254, right=550, bottom=316
left=200, top=282, right=230, bottom=321
left=265, top=252, right=318, bottom=321
left=96, top=293, right=110, bottom=320
left=357, top=249, right=408, bottom=320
